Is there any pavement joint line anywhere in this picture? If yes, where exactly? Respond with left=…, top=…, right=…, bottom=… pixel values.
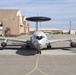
left=25, top=54, right=48, bottom=75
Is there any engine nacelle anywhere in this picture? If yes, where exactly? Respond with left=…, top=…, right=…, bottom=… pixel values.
left=1, top=42, right=7, bottom=48
left=70, top=42, right=76, bottom=47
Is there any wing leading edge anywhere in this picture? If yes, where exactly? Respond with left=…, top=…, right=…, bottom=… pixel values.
left=0, top=37, right=30, bottom=43
left=47, top=38, right=76, bottom=44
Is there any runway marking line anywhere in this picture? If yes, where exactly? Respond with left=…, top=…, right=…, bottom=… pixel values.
left=25, top=54, right=48, bottom=75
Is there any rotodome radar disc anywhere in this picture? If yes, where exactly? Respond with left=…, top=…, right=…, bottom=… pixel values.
left=26, top=16, right=51, bottom=22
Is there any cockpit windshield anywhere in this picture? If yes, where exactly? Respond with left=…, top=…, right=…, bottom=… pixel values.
left=36, top=36, right=44, bottom=40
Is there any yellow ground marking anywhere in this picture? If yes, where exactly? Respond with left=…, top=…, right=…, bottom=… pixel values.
left=25, top=54, right=48, bottom=75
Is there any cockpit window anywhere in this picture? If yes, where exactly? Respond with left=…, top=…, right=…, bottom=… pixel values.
left=36, top=36, right=44, bottom=40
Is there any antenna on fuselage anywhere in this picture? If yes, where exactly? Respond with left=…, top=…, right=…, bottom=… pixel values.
left=26, top=16, right=51, bottom=31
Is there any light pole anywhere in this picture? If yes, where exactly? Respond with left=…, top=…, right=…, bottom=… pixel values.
left=69, top=21, right=71, bottom=34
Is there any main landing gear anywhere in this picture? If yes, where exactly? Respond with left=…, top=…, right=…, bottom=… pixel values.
left=47, top=43, right=52, bottom=49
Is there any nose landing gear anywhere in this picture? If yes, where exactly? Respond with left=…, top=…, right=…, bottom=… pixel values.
left=37, top=50, right=41, bottom=54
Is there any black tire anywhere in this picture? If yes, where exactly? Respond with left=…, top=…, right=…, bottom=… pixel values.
left=37, top=50, right=41, bottom=54
left=26, top=45, right=30, bottom=49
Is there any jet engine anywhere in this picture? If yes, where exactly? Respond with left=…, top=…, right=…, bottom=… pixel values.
left=1, top=39, right=8, bottom=48
left=1, top=42, right=7, bottom=48
left=70, top=42, right=76, bottom=47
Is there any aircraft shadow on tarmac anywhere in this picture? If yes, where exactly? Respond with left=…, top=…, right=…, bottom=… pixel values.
left=0, top=44, right=37, bottom=56
left=0, top=44, right=76, bottom=55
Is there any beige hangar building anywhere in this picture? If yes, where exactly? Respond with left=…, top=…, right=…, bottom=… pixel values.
left=0, top=9, right=30, bottom=36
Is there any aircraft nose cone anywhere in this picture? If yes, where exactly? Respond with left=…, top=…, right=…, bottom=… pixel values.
left=37, top=40, right=41, bottom=45
left=33, top=40, right=42, bottom=50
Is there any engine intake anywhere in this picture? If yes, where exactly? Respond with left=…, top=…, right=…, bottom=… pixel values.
left=70, top=42, right=76, bottom=47
left=1, top=42, right=7, bottom=48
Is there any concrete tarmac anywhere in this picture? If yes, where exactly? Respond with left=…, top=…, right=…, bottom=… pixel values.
left=0, top=34, right=76, bottom=75
left=0, top=46, right=76, bottom=75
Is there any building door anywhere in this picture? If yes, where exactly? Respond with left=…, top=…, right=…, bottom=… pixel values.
left=4, top=27, right=10, bottom=36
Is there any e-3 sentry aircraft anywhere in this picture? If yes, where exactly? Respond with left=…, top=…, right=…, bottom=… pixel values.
left=0, top=16, right=76, bottom=54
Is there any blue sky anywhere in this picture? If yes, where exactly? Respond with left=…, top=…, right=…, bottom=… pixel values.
left=0, top=0, right=76, bottom=29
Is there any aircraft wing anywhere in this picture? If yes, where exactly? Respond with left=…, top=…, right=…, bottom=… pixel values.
left=47, top=38, right=76, bottom=44
left=0, top=37, right=30, bottom=43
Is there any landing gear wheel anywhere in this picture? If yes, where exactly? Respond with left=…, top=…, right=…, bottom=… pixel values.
left=70, top=42, right=76, bottom=47
left=26, top=45, right=30, bottom=49
left=37, top=50, right=41, bottom=54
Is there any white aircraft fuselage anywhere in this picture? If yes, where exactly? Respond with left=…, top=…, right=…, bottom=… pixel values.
left=31, top=31, right=48, bottom=50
